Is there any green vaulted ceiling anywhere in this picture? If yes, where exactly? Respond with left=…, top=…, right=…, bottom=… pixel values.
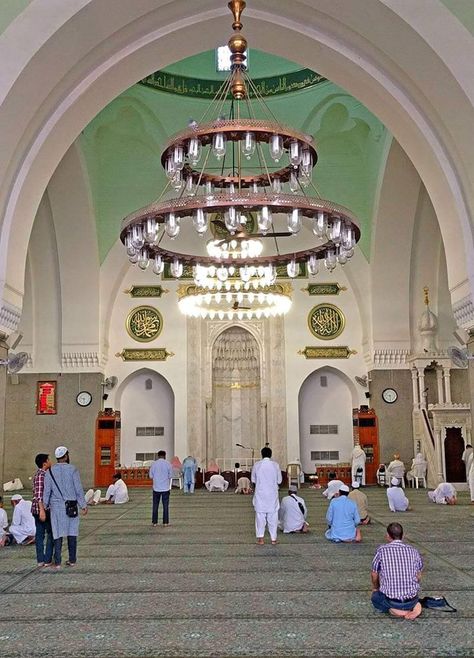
left=80, top=48, right=389, bottom=264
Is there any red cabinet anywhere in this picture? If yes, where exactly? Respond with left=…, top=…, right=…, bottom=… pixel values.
left=352, top=407, right=379, bottom=485
left=94, top=410, right=121, bottom=486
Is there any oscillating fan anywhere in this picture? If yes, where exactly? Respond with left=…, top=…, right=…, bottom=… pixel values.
left=0, top=352, right=29, bottom=373
left=355, top=375, right=369, bottom=388
left=447, top=346, right=473, bottom=368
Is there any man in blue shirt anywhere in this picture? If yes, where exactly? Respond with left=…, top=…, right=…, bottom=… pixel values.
left=149, top=451, right=173, bottom=526
left=325, top=484, right=361, bottom=543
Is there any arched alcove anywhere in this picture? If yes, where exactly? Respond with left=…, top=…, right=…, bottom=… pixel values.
left=298, top=366, right=356, bottom=473
left=115, top=368, right=175, bottom=466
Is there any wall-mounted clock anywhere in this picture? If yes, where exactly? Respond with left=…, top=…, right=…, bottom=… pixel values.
left=382, top=388, right=398, bottom=404
left=76, top=391, right=92, bottom=407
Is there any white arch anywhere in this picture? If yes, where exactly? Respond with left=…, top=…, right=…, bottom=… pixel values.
left=0, top=0, right=474, bottom=331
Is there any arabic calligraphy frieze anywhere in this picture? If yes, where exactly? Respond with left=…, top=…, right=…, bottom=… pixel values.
left=302, top=283, right=347, bottom=296
left=116, top=348, right=174, bottom=362
left=126, top=306, right=163, bottom=342
left=139, top=69, right=326, bottom=99
left=298, top=346, right=356, bottom=359
left=308, top=303, right=345, bottom=340
left=125, top=285, right=168, bottom=298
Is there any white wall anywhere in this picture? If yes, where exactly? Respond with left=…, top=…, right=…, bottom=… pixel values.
left=118, top=370, right=174, bottom=466
left=298, top=367, right=354, bottom=473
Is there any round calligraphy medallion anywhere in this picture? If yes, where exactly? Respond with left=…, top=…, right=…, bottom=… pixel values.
left=126, top=306, right=163, bottom=342
left=308, top=303, right=345, bottom=340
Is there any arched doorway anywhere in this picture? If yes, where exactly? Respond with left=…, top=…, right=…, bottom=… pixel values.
left=117, top=369, right=175, bottom=467
left=210, top=327, right=261, bottom=469
left=444, top=428, right=466, bottom=482
left=298, top=367, right=354, bottom=474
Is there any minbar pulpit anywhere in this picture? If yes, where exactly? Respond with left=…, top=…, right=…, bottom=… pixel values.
left=94, top=410, right=121, bottom=486
left=352, top=407, right=379, bottom=485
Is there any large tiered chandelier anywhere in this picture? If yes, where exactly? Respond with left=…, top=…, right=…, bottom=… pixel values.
left=120, top=0, right=360, bottom=318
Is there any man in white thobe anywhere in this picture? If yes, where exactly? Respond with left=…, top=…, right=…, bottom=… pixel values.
left=279, top=485, right=308, bottom=533
left=386, top=454, right=406, bottom=487
left=8, top=494, right=36, bottom=544
left=468, top=452, right=474, bottom=504
left=251, top=446, right=282, bottom=545
left=387, top=477, right=409, bottom=512
left=0, top=496, right=8, bottom=546
left=205, top=473, right=229, bottom=492
left=406, top=453, right=428, bottom=486
left=235, top=476, right=252, bottom=494
left=323, top=478, right=345, bottom=500
left=351, top=445, right=367, bottom=485
left=428, top=482, right=457, bottom=505
left=462, top=444, right=473, bottom=479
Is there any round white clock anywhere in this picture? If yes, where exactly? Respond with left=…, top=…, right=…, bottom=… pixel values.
left=76, top=391, right=92, bottom=407
left=382, top=388, right=398, bottom=404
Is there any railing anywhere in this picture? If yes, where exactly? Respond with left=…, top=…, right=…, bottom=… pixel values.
left=412, top=408, right=441, bottom=487
left=215, top=457, right=258, bottom=471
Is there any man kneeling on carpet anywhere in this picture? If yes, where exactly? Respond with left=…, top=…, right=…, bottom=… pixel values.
left=278, top=485, right=309, bottom=533
left=371, top=522, right=423, bottom=620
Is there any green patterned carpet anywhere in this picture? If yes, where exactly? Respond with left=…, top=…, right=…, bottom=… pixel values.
left=0, top=486, right=473, bottom=657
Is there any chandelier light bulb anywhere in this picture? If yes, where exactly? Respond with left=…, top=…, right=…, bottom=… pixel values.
left=143, top=218, right=158, bottom=244
left=165, top=212, right=180, bottom=239
left=313, top=211, right=328, bottom=237
left=212, top=132, right=227, bottom=160
left=325, top=248, right=337, bottom=272
left=153, top=254, right=164, bottom=275
left=288, top=208, right=302, bottom=234
left=224, top=206, right=239, bottom=234
left=205, top=181, right=214, bottom=199
left=170, top=257, right=183, bottom=278
left=193, top=208, right=208, bottom=235
left=337, top=248, right=348, bottom=265
left=289, top=139, right=302, bottom=167
left=165, top=156, right=176, bottom=179
left=188, top=137, right=202, bottom=166
left=269, top=134, right=283, bottom=162
left=172, top=170, right=184, bottom=192
left=272, top=176, right=282, bottom=194
left=173, top=145, right=185, bottom=171
left=216, top=266, right=229, bottom=282
left=126, top=245, right=136, bottom=257
left=308, top=253, right=319, bottom=276
left=242, top=131, right=256, bottom=159
left=128, top=253, right=138, bottom=264
left=258, top=206, right=272, bottom=234
left=287, top=258, right=299, bottom=278
left=137, top=248, right=149, bottom=270
left=131, top=224, right=144, bottom=250
left=289, top=170, right=299, bottom=193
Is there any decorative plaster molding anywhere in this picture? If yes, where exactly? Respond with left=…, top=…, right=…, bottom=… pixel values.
left=373, top=349, right=410, bottom=367
left=62, top=352, right=104, bottom=369
left=428, top=402, right=471, bottom=411
left=0, top=301, right=22, bottom=333
left=453, top=294, right=474, bottom=330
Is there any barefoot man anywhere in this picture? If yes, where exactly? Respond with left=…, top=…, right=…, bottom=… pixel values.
left=251, top=446, right=282, bottom=545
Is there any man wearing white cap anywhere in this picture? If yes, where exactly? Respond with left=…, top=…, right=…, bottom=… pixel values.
left=8, top=494, right=36, bottom=545
left=278, top=485, right=309, bottom=534
left=325, top=484, right=361, bottom=542
left=322, top=475, right=345, bottom=501
left=387, top=477, right=410, bottom=512
left=348, top=481, right=370, bottom=524
left=43, top=446, right=87, bottom=568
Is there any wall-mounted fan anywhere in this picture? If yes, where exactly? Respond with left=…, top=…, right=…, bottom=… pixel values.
left=447, top=346, right=473, bottom=368
left=0, top=352, right=29, bottom=374
left=355, top=375, right=369, bottom=388
left=102, top=376, right=118, bottom=390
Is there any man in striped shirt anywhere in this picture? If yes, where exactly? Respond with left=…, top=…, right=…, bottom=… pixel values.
left=371, top=522, right=423, bottom=620
left=31, top=453, right=53, bottom=567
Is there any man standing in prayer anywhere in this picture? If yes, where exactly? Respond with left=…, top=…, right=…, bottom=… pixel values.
left=351, top=444, right=367, bottom=485
left=427, top=482, right=457, bottom=505
left=468, top=451, right=474, bottom=505
left=371, top=522, right=423, bottom=620
left=251, top=446, right=282, bottom=545
left=205, top=473, right=229, bottom=491
left=348, top=481, right=370, bottom=524
left=325, top=484, right=361, bottom=543
left=462, top=443, right=473, bottom=479
left=149, top=450, right=173, bottom=526
left=182, top=456, right=197, bottom=494
left=43, top=446, right=87, bottom=568
left=387, top=477, right=410, bottom=512
left=8, top=494, right=36, bottom=545
left=31, top=453, right=53, bottom=566
left=279, top=484, right=309, bottom=533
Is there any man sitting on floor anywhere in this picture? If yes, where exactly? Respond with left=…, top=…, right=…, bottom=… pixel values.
left=427, top=482, right=457, bottom=505
left=85, top=473, right=129, bottom=505
left=325, top=484, right=361, bottom=543
left=6, top=494, right=35, bottom=545
left=348, top=481, right=370, bottom=524
left=0, top=496, right=8, bottom=547
left=371, top=522, right=423, bottom=620
left=205, top=473, right=229, bottom=492
left=279, top=485, right=309, bottom=533
left=235, top=476, right=252, bottom=494
left=387, top=477, right=409, bottom=512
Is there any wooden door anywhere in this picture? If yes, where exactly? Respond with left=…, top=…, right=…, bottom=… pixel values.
left=444, top=427, right=466, bottom=482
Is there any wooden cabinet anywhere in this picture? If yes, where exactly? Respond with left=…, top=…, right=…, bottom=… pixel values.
left=94, top=410, right=121, bottom=486
left=352, top=407, right=379, bottom=485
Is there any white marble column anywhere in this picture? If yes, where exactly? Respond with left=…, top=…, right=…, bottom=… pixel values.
left=436, top=367, right=444, bottom=404
left=417, top=368, right=426, bottom=409
left=205, top=400, right=212, bottom=467
left=411, top=369, right=419, bottom=409
left=434, top=428, right=444, bottom=481
left=0, top=335, right=7, bottom=483
left=442, top=367, right=452, bottom=404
